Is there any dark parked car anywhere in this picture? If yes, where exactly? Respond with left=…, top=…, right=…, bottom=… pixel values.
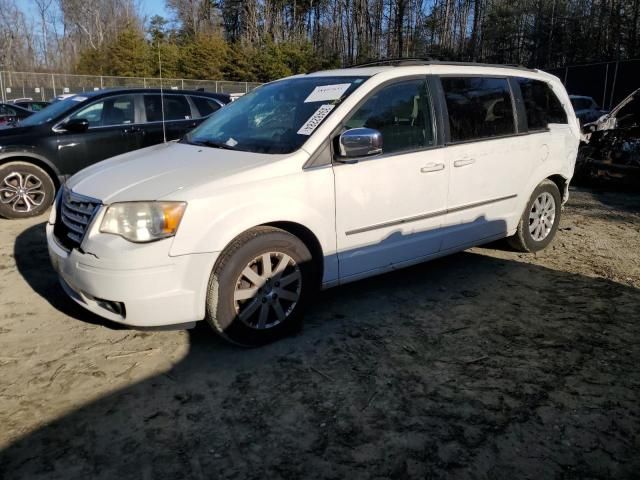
left=0, top=88, right=230, bottom=219
left=0, top=103, right=33, bottom=128
left=13, top=100, right=51, bottom=112
left=569, top=95, right=607, bottom=125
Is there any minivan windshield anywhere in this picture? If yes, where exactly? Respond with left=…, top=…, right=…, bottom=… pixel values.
left=183, top=76, right=368, bottom=154
left=19, top=95, right=89, bottom=127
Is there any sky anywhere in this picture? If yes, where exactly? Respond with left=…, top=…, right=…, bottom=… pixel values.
left=141, top=0, right=171, bottom=19
left=23, top=0, right=171, bottom=26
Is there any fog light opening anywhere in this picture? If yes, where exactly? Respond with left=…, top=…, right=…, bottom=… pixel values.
left=96, top=298, right=126, bottom=317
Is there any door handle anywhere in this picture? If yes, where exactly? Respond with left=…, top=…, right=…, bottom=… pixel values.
left=123, top=126, right=142, bottom=134
left=454, top=158, right=476, bottom=167
left=420, top=162, right=445, bottom=173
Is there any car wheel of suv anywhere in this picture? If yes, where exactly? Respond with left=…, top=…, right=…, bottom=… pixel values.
left=0, top=161, right=55, bottom=219
left=205, top=226, right=316, bottom=346
left=508, top=179, right=562, bottom=253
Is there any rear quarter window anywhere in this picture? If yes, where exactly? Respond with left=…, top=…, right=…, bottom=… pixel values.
left=190, top=96, right=221, bottom=118
left=518, top=78, right=568, bottom=130
left=441, top=76, right=516, bottom=142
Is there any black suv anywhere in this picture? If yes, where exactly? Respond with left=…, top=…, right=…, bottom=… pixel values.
left=0, top=103, right=33, bottom=127
left=0, top=88, right=230, bottom=219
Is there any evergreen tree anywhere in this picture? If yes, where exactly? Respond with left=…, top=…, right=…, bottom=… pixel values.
left=179, top=33, right=228, bottom=79
left=105, top=26, right=152, bottom=77
left=223, top=43, right=257, bottom=82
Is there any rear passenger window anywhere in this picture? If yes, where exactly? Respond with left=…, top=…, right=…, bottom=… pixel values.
left=345, top=79, right=435, bottom=154
left=441, top=77, right=515, bottom=142
left=144, top=95, right=192, bottom=122
left=190, top=96, right=221, bottom=117
left=517, top=78, right=568, bottom=130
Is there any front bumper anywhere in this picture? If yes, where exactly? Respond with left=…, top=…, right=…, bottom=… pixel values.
left=46, top=223, right=219, bottom=327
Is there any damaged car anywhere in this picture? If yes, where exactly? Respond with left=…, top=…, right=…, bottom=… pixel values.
left=576, top=87, right=640, bottom=185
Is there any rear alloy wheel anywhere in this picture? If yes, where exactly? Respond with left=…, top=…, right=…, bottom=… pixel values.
left=0, top=162, right=55, bottom=219
left=205, top=226, right=315, bottom=346
left=528, top=192, right=556, bottom=242
left=508, top=179, right=562, bottom=252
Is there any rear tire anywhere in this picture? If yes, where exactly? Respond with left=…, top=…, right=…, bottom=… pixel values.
left=205, top=226, right=316, bottom=347
left=0, top=161, right=55, bottom=219
left=508, top=179, right=561, bottom=253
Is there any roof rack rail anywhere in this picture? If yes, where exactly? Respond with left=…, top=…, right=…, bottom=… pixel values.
left=348, top=57, right=437, bottom=68
left=346, top=58, right=536, bottom=72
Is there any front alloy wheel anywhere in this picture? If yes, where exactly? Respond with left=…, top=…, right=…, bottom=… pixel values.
left=234, top=252, right=302, bottom=330
left=206, top=226, right=315, bottom=346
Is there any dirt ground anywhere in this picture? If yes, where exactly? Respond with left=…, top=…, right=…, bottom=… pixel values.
left=1, top=187, right=639, bottom=480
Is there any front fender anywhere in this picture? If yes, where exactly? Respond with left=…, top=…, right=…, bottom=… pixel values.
left=169, top=166, right=336, bottom=265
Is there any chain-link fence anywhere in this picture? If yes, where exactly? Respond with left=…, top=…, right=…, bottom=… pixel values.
left=548, top=59, right=639, bottom=111
left=0, top=71, right=262, bottom=103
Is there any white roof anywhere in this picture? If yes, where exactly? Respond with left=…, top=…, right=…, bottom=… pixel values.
left=287, top=63, right=559, bottom=84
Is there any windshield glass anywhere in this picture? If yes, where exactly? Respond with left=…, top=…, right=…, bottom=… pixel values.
left=19, top=95, right=89, bottom=127
left=183, top=76, right=368, bottom=154
left=615, top=95, right=639, bottom=128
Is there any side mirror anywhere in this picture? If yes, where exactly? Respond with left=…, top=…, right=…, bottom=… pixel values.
left=61, top=118, right=89, bottom=133
left=338, top=128, right=383, bottom=160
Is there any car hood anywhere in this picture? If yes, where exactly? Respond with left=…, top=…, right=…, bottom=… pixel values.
left=584, top=87, right=640, bottom=132
left=68, top=142, right=289, bottom=203
left=0, top=124, right=37, bottom=136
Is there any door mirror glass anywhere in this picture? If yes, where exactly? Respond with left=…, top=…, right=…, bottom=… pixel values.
left=62, top=118, right=89, bottom=133
left=338, top=128, right=383, bottom=158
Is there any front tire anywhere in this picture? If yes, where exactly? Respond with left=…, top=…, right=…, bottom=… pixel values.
left=0, top=161, right=55, bottom=219
left=205, top=226, right=316, bottom=346
left=508, top=179, right=562, bottom=252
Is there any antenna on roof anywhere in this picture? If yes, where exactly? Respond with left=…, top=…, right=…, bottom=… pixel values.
left=158, top=40, right=167, bottom=143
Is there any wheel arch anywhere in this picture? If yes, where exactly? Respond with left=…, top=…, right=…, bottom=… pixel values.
left=262, top=221, right=325, bottom=287
left=546, top=174, right=569, bottom=203
left=208, top=220, right=326, bottom=289
left=0, top=154, right=62, bottom=190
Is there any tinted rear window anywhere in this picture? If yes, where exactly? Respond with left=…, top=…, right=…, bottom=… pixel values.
left=144, top=95, right=192, bottom=122
left=191, top=96, right=221, bottom=117
left=518, top=78, right=568, bottom=130
left=441, top=77, right=515, bottom=142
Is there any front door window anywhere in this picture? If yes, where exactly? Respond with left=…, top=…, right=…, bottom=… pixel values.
left=345, top=79, right=435, bottom=154
left=71, top=96, right=135, bottom=127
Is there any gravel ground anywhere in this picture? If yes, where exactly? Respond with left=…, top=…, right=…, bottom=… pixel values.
left=1, top=187, right=639, bottom=479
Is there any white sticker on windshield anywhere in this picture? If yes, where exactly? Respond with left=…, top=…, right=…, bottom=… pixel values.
left=226, top=137, right=238, bottom=147
left=71, top=96, right=87, bottom=102
left=297, top=104, right=335, bottom=136
left=304, top=83, right=351, bottom=103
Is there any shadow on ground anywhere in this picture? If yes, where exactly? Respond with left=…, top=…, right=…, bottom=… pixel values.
left=3, top=222, right=640, bottom=479
left=13, top=222, right=130, bottom=329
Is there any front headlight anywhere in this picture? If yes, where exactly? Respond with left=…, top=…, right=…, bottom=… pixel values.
left=100, top=202, right=187, bottom=243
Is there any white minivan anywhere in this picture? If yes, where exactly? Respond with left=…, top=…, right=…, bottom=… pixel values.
left=47, top=61, right=580, bottom=346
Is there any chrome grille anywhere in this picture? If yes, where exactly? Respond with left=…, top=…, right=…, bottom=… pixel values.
left=53, top=188, right=101, bottom=250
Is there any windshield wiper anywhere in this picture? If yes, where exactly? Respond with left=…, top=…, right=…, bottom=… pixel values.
left=188, top=139, right=236, bottom=150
